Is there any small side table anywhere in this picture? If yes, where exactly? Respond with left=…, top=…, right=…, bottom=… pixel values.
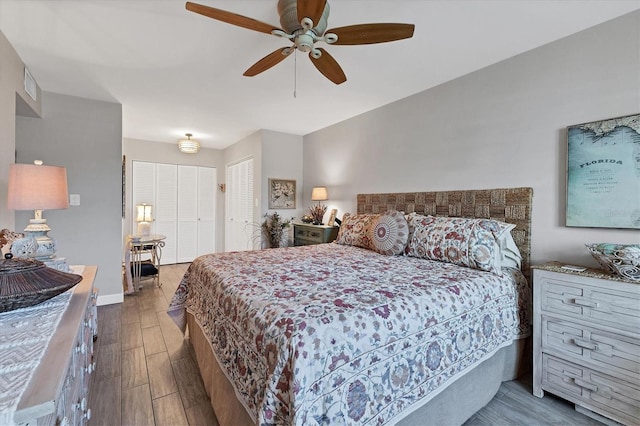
left=293, top=223, right=339, bottom=246
left=126, top=234, right=165, bottom=293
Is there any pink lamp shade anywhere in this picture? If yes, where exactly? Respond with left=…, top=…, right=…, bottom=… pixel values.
left=6, top=162, right=70, bottom=271
left=7, top=163, right=69, bottom=211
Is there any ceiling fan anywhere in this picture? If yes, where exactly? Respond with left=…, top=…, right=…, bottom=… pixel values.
left=185, top=0, right=415, bottom=85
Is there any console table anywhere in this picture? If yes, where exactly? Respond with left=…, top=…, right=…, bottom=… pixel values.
left=8, top=266, right=98, bottom=425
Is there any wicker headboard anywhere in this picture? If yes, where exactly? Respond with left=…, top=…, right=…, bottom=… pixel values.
left=357, top=187, right=533, bottom=279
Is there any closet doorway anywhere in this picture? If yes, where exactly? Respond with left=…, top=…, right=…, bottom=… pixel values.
left=132, top=161, right=216, bottom=264
left=225, top=157, right=254, bottom=252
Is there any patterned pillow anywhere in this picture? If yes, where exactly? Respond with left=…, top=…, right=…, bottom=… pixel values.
left=406, top=216, right=515, bottom=274
left=335, top=213, right=379, bottom=249
left=371, top=210, right=409, bottom=255
left=404, top=212, right=430, bottom=255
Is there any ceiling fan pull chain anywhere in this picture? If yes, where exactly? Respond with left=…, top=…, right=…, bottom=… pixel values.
left=294, top=48, right=297, bottom=99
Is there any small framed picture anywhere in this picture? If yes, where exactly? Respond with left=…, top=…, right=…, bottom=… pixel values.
left=268, top=178, right=296, bottom=209
left=327, top=209, right=338, bottom=226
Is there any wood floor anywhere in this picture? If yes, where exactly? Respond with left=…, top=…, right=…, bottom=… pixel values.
left=89, top=264, right=604, bottom=426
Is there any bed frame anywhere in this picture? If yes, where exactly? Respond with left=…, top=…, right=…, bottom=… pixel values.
left=187, top=187, right=534, bottom=425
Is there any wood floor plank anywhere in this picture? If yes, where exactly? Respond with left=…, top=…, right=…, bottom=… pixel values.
left=122, top=346, right=148, bottom=390
left=122, top=322, right=144, bottom=350
left=94, top=342, right=121, bottom=381
left=152, top=392, right=189, bottom=426
left=99, top=304, right=122, bottom=345
left=147, top=351, right=179, bottom=399
left=140, top=307, right=159, bottom=329
left=122, top=383, right=155, bottom=426
left=171, top=356, right=209, bottom=409
left=88, top=376, right=121, bottom=426
left=157, top=313, right=192, bottom=361
left=185, top=400, right=219, bottom=426
left=121, top=301, right=141, bottom=325
left=142, top=326, right=167, bottom=356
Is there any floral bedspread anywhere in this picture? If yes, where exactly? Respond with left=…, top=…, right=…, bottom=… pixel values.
left=168, top=244, right=530, bottom=425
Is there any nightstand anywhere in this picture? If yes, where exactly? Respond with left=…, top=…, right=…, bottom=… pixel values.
left=532, top=261, right=639, bottom=425
left=293, top=223, right=339, bottom=246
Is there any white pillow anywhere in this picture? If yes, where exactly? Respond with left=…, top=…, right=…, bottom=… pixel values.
left=500, top=231, right=522, bottom=269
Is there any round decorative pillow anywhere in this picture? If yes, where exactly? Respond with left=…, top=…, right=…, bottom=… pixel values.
left=371, top=210, right=409, bottom=255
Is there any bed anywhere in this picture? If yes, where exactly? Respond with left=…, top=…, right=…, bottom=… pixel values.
left=168, top=187, right=533, bottom=425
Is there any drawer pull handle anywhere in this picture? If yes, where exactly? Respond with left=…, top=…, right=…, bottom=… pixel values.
left=574, top=338, right=597, bottom=351
left=572, top=298, right=599, bottom=308
left=573, top=378, right=598, bottom=392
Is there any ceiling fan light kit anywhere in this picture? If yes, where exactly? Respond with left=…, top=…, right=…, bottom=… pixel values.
left=185, top=0, right=414, bottom=85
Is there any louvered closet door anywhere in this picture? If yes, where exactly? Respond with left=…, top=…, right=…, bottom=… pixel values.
left=177, top=165, right=198, bottom=263
left=197, top=166, right=216, bottom=256
left=225, top=158, right=254, bottom=252
left=155, top=164, right=177, bottom=264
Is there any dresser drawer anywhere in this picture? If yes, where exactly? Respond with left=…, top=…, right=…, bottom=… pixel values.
left=538, top=275, right=640, bottom=333
left=542, top=354, right=640, bottom=425
left=541, top=316, right=639, bottom=383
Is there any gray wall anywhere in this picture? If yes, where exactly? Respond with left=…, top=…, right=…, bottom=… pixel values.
left=16, top=91, right=123, bottom=304
left=123, top=137, right=226, bottom=253
left=261, top=130, right=304, bottom=246
left=0, top=30, right=41, bottom=230
left=303, top=11, right=640, bottom=269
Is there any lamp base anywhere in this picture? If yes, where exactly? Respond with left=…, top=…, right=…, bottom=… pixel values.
left=43, top=256, right=71, bottom=273
left=137, top=222, right=151, bottom=236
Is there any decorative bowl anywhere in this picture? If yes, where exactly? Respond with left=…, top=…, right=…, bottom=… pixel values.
left=0, top=254, right=83, bottom=313
left=586, top=243, right=640, bottom=282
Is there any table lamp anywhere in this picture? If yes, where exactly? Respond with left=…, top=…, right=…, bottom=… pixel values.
left=136, top=203, right=153, bottom=236
left=7, top=161, right=70, bottom=271
left=309, top=186, right=328, bottom=225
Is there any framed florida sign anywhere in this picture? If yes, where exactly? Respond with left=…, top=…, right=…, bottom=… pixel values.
left=566, top=113, right=640, bottom=229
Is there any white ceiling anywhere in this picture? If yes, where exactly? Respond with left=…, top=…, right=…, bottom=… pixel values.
left=1, top=0, right=638, bottom=149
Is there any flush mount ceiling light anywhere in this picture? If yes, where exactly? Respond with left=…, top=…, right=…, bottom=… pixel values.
left=178, top=133, right=200, bottom=154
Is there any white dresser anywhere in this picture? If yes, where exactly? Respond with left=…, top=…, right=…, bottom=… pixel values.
left=532, top=262, right=639, bottom=425
left=11, top=266, right=98, bottom=425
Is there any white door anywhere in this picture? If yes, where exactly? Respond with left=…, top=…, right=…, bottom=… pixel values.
left=177, top=165, right=198, bottom=263
left=155, top=163, right=177, bottom=264
left=197, top=166, right=216, bottom=256
left=225, top=158, right=254, bottom=252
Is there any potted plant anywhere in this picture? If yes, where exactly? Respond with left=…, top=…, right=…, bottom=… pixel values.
left=262, top=212, right=293, bottom=248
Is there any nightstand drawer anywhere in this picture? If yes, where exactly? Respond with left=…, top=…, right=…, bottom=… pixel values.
left=293, top=224, right=338, bottom=246
left=295, top=227, right=324, bottom=243
left=539, top=276, right=640, bottom=333
left=542, top=354, right=640, bottom=425
left=541, top=316, right=640, bottom=382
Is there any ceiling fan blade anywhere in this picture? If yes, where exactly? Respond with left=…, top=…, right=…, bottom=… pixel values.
left=243, top=48, right=292, bottom=77
left=327, top=23, right=415, bottom=45
left=185, top=2, right=280, bottom=35
left=297, top=0, right=326, bottom=27
left=309, top=48, right=346, bottom=85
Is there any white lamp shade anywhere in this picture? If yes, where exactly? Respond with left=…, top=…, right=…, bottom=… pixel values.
left=311, top=186, right=328, bottom=201
left=179, top=137, right=200, bottom=154
left=7, top=163, right=69, bottom=210
left=136, top=204, right=153, bottom=222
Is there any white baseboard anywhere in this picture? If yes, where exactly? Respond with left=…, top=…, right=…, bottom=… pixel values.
left=97, top=292, right=124, bottom=306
